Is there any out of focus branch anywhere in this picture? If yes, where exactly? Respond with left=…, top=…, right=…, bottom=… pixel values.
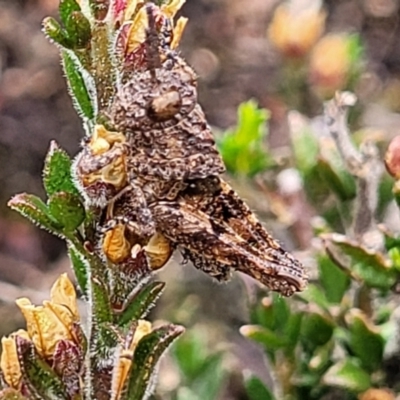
left=324, top=92, right=383, bottom=248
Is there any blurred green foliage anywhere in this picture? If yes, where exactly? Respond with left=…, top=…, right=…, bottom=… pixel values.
left=218, top=100, right=274, bottom=177
left=206, top=93, right=400, bottom=399
left=171, top=331, right=226, bottom=400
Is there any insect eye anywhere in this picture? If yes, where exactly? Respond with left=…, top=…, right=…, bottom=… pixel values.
left=147, top=90, right=182, bottom=121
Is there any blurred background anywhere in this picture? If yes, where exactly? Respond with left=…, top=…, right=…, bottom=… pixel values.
left=1, top=0, right=400, bottom=398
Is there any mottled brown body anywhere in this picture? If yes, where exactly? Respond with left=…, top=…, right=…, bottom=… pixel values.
left=110, top=61, right=225, bottom=186
left=74, top=2, right=308, bottom=298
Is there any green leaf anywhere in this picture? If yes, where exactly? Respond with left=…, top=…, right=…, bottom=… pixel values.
left=347, top=310, right=385, bottom=372
left=388, top=247, right=400, bottom=272
left=318, top=254, right=351, bottom=304
left=61, top=50, right=96, bottom=120
left=188, top=353, right=226, bottom=400
left=43, top=141, right=80, bottom=197
left=91, top=277, right=112, bottom=324
left=67, top=244, right=89, bottom=298
left=291, top=371, right=321, bottom=388
left=8, top=193, right=63, bottom=235
left=42, top=17, right=72, bottom=48
left=175, top=387, right=202, bottom=400
left=245, top=374, right=275, bottom=400
left=127, top=324, right=185, bottom=399
left=93, top=323, right=120, bottom=363
left=117, top=281, right=165, bottom=327
left=252, top=295, right=290, bottom=332
left=308, top=342, right=334, bottom=372
left=297, top=284, right=330, bottom=310
left=322, top=234, right=397, bottom=290
left=218, top=100, right=272, bottom=176
left=240, top=325, right=287, bottom=352
left=59, top=0, right=81, bottom=27
left=16, top=336, right=68, bottom=400
left=347, top=34, right=363, bottom=64
left=48, top=192, right=85, bottom=231
left=301, top=312, right=334, bottom=348
left=377, top=174, right=394, bottom=217
left=316, top=156, right=356, bottom=201
left=383, top=226, right=400, bottom=255
left=65, top=12, right=91, bottom=49
left=173, top=330, right=212, bottom=380
left=322, top=358, right=371, bottom=393
left=234, top=100, right=269, bottom=145
left=291, top=126, right=319, bottom=175
left=285, top=312, right=304, bottom=351
left=392, top=179, right=400, bottom=208
left=271, top=294, right=290, bottom=330
left=251, top=297, right=275, bottom=329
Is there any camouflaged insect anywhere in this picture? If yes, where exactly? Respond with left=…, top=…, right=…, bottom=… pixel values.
left=74, top=2, right=308, bottom=297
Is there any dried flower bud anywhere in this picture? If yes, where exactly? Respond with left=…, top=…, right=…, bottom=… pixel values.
left=268, top=1, right=326, bottom=58
left=144, top=232, right=173, bottom=270
left=103, top=224, right=132, bottom=263
left=359, top=388, right=395, bottom=400
left=171, top=17, right=188, bottom=49
left=1, top=275, right=83, bottom=396
left=309, top=34, right=354, bottom=98
left=111, top=320, right=152, bottom=400
left=385, top=135, right=400, bottom=179
left=14, top=274, right=80, bottom=359
left=89, top=125, right=126, bottom=155
left=0, top=330, right=30, bottom=389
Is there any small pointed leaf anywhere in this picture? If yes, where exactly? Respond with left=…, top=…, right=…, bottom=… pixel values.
left=52, top=340, right=83, bottom=399
left=251, top=295, right=290, bottom=332
left=270, top=294, right=290, bottom=330
left=93, top=323, right=120, bottom=363
left=382, top=227, right=400, bottom=251
left=297, top=284, right=330, bottom=310
left=393, top=180, right=400, bottom=209
left=317, top=156, right=356, bottom=201
left=8, top=194, right=63, bottom=236
left=323, top=358, right=371, bottom=392
left=251, top=297, right=275, bottom=329
left=309, top=343, right=333, bottom=372
left=16, top=336, right=68, bottom=400
left=117, top=281, right=165, bottom=327
left=189, top=354, right=226, bottom=400
left=48, top=192, right=85, bottom=231
left=43, top=141, right=80, bottom=197
left=65, top=12, right=91, bottom=49
left=291, top=124, right=319, bottom=175
left=322, top=233, right=397, bottom=290
left=67, top=244, right=89, bottom=298
left=240, top=325, right=286, bottom=352
left=62, top=50, right=96, bottom=120
left=42, top=17, right=72, bottom=48
left=172, top=331, right=210, bottom=380
left=318, top=254, right=351, bottom=304
left=347, top=310, right=385, bottom=371
left=91, top=278, right=112, bottom=324
left=59, top=0, right=81, bottom=26
left=285, top=312, right=304, bottom=350
left=127, top=324, right=185, bottom=400
left=245, top=374, right=275, bottom=400
left=301, top=312, right=334, bottom=348
left=218, top=100, right=273, bottom=177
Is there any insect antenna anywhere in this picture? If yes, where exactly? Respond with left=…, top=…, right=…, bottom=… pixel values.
left=145, top=3, right=161, bottom=83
